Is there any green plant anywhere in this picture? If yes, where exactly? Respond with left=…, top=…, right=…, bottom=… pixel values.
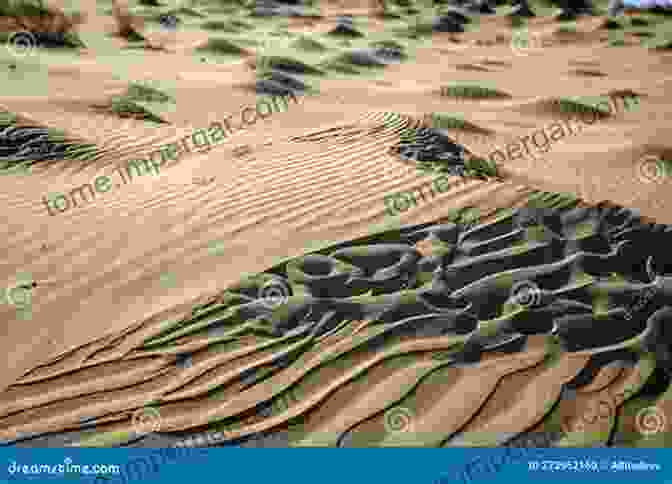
left=510, top=15, right=525, bottom=29
left=258, top=55, right=324, bottom=76
left=440, top=84, right=511, bottom=99
left=0, top=0, right=49, bottom=17
left=123, top=82, right=173, bottom=103
left=424, top=113, right=469, bottom=130
left=291, top=35, right=327, bottom=52
left=556, top=25, right=577, bottom=34
left=108, top=98, right=168, bottom=124
left=0, top=110, right=102, bottom=169
left=196, top=37, right=247, bottom=55
left=463, top=155, right=499, bottom=178
left=554, top=97, right=614, bottom=117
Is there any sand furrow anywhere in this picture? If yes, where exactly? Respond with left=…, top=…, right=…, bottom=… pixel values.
left=443, top=354, right=590, bottom=447
left=0, top=357, right=170, bottom=418
left=342, top=337, right=550, bottom=447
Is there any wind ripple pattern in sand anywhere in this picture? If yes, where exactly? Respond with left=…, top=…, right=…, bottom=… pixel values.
left=2, top=191, right=672, bottom=448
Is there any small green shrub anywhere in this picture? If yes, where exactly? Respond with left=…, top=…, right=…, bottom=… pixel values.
left=440, top=84, right=511, bottom=99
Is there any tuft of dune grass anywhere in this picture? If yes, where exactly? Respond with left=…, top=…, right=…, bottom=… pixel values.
left=200, top=19, right=251, bottom=32
left=0, top=0, right=49, bottom=17
left=510, top=15, right=526, bottom=28
left=165, top=6, right=204, bottom=17
left=370, top=39, right=406, bottom=50
left=328, top=51, right=388, bottom=68
left=423, top=112, right=491, bottom=134
left=291, top=35, right=328, bottom=52
left=317, top=57, right=362, bottom=74
left=609, top=38, right=627, bottom=46
left=464, top=155, right=500, bottom=179
left=630, top=16, right=650, bottom=27
left=97, top=82, right=173, bottom=124
left=256, top=55, right=325, bottom=76
left=600, top=19, right=623, bottom=29
left=406, top=21, right=435, bottom=37
left=0, top=110, right=102, bottom=167
left=556, top=25, right=577, bottom=34
left=439, top=83, right=511, bottom=99
left=123, top=82, right=174, bottom=103
left=108, top=98, right=168, bottom=124
left=553, top=96, right=616, bottom=117
left=423, top=112, right=469, bottom=130
left=196, top=37, right=247, bottom=55
left=651, top=39, right=672, bottom=50
left=0, top=109, right=18, bottom=125
left=200, top=20, right=232, bottom=31
left=415, top=154, right=500, bottom=180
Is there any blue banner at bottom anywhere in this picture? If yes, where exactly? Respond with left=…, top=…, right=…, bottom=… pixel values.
left=0, top=448, right=670, bottom=484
